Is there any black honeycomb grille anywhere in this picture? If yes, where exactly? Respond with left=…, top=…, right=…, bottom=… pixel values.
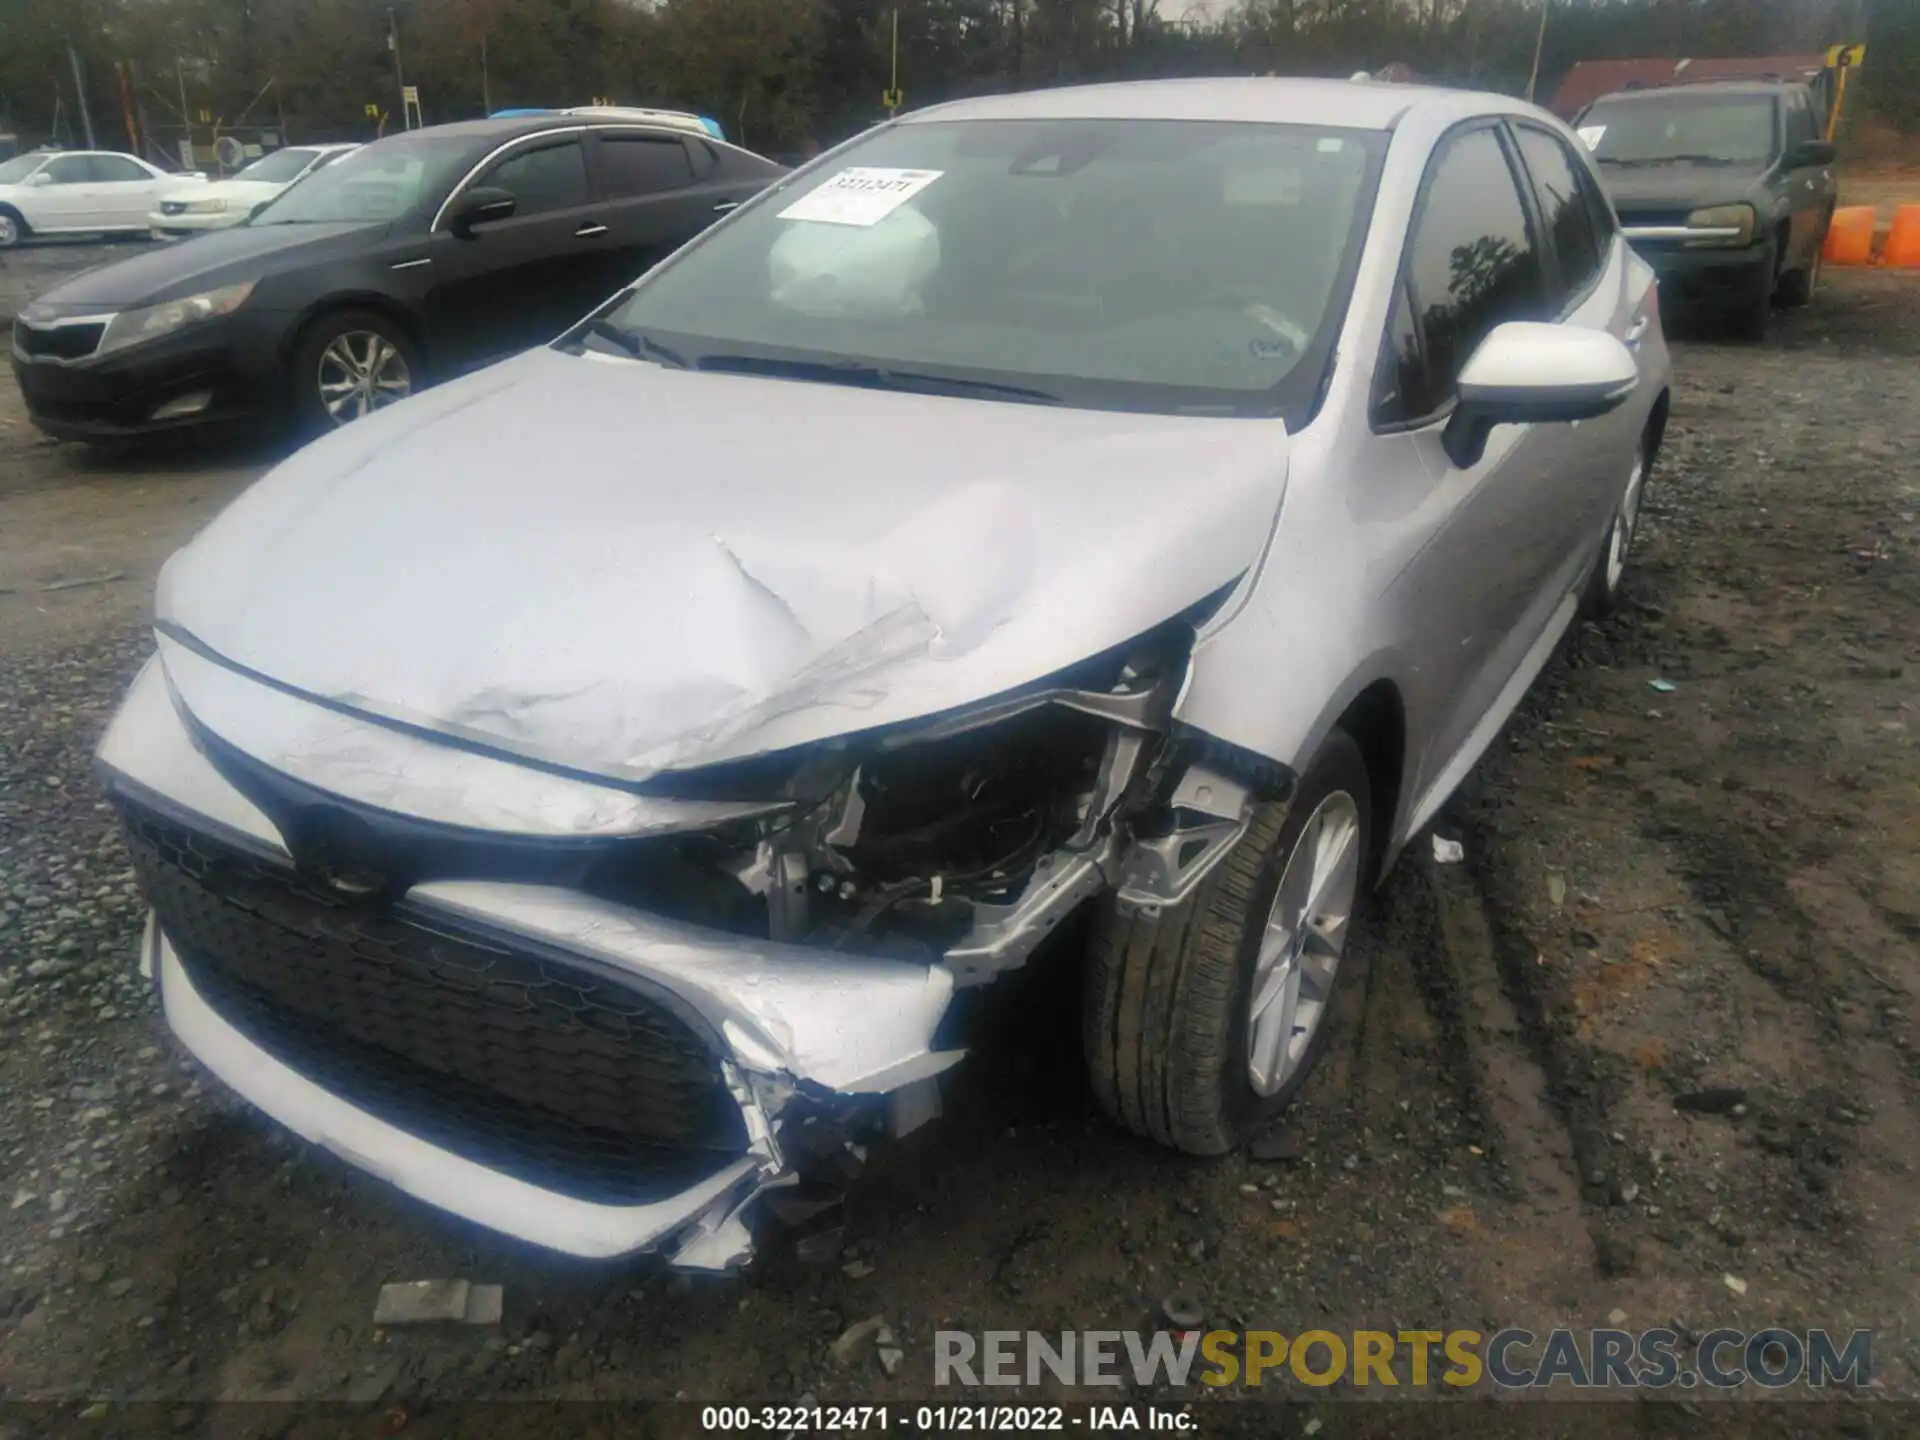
left=118, top=798, right=747, bottom=1205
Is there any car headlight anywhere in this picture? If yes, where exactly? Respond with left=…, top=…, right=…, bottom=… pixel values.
left=1684, top=203, right=1756, bottom=247
left=180, top=198, right=228, bottom=214
left=96, top=282, right=255, bottom=358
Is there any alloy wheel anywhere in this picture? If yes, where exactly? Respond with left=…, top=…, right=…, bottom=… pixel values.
left=316, top=330, right=412, bottom=424
left=1246, top=791, right=1362, bottom=1098
left=1604, top=456, right=1648, bottom=594
left=0, top=214, right=20, bottom=248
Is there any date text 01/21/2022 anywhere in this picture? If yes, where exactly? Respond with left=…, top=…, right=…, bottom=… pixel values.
left=699, top=1405, right=1197, bottom=1431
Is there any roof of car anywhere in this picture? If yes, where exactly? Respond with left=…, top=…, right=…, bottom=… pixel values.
left=903, top=77, right=1465, bottom=131
left=1587, top=79, right=1801, bottom=105
left=401, top=114, right=705, bottom=145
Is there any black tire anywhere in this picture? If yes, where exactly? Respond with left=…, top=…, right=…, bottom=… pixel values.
left=1727, top=243, right=1776, bottom=342
left=1776, top=245, right=1820, bottom=307
left=288, top=308, right=423, bottom=434
left=0, top=206, right=28, bottom=249
left=1084, top=730, right=1372, bottom=1155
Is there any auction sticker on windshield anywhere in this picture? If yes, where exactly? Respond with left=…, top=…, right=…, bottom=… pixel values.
left=1576, top=125, right=1605, bottom=150
left=779, top=167, right=944, bottom=226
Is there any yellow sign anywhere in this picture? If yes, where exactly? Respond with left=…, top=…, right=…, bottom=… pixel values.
left=882, top=88, right=904, bottom=111
left=197, top=108, right=212, bottom=123
left=1826, top=43, right=1865, bottom=68
left=591, top=96, right=613, bottom=107
left=364, top=103, right=380, bottom=118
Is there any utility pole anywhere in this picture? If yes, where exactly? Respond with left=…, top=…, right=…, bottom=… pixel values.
left=1012, top=0, right=1023, bottom=90
left=883, top=9, right=903, bottom=117
left=177, top=60, right=192, bottom=167
left=388, top=9, right=408, bottom=129
left=67, top=42, right=98, bottom=149
left=1524, top=0, right=1549, bottom=103
left=481, top=32, right=492, bottom=116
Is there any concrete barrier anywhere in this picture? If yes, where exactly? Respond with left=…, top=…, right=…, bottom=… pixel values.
left=1884, top=205, right=1920, bottom=269
left=1823, top=206, right=1878, bottom=266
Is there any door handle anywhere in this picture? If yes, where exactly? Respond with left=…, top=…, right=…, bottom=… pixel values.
left=1625, top=315, right=1650, bottom=350
left=712, top=200, right=741, bottom=213
left=575, top=222, right=608, bottom=238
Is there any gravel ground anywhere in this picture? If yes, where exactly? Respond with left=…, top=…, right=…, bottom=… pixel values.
left=0, top=271, right=1917, bottom=1436
left=0, top=239, right=153, bottom=325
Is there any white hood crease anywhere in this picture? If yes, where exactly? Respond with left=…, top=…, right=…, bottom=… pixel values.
left=158, top=346, right=1292, bottom=785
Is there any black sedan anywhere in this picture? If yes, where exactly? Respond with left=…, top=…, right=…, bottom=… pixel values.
left=9, top=115, right=785, bottom=441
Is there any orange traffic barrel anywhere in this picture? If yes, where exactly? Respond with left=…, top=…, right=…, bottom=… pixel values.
left=1884, top=206, right=1920, bottom=269
left=1823, top=206, right=1877, bottom=266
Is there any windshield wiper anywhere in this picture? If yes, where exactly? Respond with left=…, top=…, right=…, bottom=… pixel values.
left=695, top=353, right=1060, bottom=405
left=575, top=319, right=689, bottom=369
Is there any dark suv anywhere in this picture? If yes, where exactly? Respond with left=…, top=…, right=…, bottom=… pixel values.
left=1575, top=80, right=1836, bottom=339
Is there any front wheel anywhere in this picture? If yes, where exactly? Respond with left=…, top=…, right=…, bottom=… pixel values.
left=1776, top=245, right=1821, bottom=307
left=289, top=309, right=421, bottom=433
left=1581, top=447, right=1651, bottom=619
left=1084, top=730, right=1372, bottom=1155
left=0, top=208, right=28, bottom=249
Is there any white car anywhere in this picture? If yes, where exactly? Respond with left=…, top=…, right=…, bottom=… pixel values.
left=149, top=143, right=360, bottom=238
left=0, top=150, right=208, bottom=248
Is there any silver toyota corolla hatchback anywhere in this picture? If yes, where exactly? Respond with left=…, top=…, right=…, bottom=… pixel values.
left=100, top=78, right=1670, bottom=1269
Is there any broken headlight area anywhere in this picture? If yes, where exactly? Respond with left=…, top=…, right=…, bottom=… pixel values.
left=611, top=620, right=1206, bottom=983
left=102, top=586, right=1281, bottom=1268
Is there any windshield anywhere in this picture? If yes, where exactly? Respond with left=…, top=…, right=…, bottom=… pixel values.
left=596, top=118, right=1384, bottom=417
left=0, top=154, right=46, bottom=185
left=251, top=136, right=470, bottom=225
left=1580, top=97, right=1777, bottom=166
left=233, top=148, right=319, bottom=185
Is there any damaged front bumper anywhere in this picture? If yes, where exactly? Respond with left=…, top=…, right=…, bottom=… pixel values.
left=100, top=606, right=1275, bottom=1271
left=101, top=656, right=963, bottom=1269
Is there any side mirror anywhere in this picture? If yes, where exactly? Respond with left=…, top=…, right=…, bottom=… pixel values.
left=1442, top=321, right=1637, bottom=469
left=248, top=201, right=272, bottom=221
left=24, top=171, right=52, bottom=187
left=447, top=185, right=516, bottom=239
left=1783, top=139, right=1837, bottom=169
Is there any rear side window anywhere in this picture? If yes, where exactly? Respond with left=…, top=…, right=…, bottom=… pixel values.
left=480, top=139, right=589, bottom=217
left=1373, top=126, right=1546, bottom=427
left=1514, top=126, right=1603, bottom=305
left=596, top=134, right=695, bottom=197
left=88, top=155, right=148, bottom=182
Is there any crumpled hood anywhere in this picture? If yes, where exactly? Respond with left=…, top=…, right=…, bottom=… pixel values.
left=159, top=347, right=1291, bottom=782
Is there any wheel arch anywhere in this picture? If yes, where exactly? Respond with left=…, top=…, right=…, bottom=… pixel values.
left=1646, top=387, right=1670, bottom=464
left=1331, top=679, right=1406, bottom=888
left=282, top=295, right=430, bottom=371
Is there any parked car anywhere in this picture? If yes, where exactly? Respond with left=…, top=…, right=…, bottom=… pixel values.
left=0, top=149, right=209, bottom=248
left=9, top=115, right=784, bottom=440
left=1574, top=80, right=1836, bottom=339
left=98, top=77, right=1669, bottom=1270
left=149, top=143, right=360, bottom=239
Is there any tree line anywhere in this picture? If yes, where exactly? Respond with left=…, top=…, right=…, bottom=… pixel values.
left=1, top=0, right=1910, bottom=161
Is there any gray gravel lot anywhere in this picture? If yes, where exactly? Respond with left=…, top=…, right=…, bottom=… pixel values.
left=0, top=271, right=1916, bottom=1436
left=0, top=239, right=149, bottom=324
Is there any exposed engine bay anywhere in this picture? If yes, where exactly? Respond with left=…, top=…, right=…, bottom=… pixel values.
left=589, top=605, right=1271, bottom=990
left=104, top=589, right=1287, bottom=1274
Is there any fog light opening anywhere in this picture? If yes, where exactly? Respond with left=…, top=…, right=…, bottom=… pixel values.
left=150, top=391, right=213, bottom=421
